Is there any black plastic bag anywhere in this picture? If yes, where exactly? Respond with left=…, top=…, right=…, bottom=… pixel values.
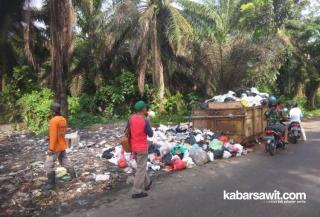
left=102, top=148, right=114, bottom=159
left=213, top=149, right=223, bottom=159
left=162, top=153, right=173, bottom=165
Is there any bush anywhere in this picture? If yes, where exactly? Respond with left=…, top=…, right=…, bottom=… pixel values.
left=0, top=84, right=21, bottom=124
left=293, top=96, right=307, bottom=109
left=68, top=96, right=80, bottom=116
left=69, top=112, right=108, bottom=129
left=19, top=88, right=54, bottom=132
left=164, top=91, right=187, bottom=114
left=94, top=70, right=139, bottom=118
left=0, top=65, right=35, bottom=124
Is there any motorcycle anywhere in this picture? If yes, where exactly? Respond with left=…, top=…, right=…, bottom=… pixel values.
left=264, top=125, right=286, bottom=156
left=288, top=121, right=301, bottom=144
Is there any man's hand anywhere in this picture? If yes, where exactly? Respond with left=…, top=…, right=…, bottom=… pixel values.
left=47, top=150, right=55, bottom=155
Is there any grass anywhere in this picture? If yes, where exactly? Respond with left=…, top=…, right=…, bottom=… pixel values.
left=69, top=112, right=126, bottom=129
left=304, top=109, right=320, bottom=118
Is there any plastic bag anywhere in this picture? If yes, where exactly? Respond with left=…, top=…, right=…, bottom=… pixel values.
left=118, top=158, right=128, bottom=168
left=101, top=148, right=114, bottom=159
left=209, top=139, right=223, bottom=151
left=162, top=153, right=173, bottom=165
left=233, top=143, right=244, bottom=155
left=213, top=149, right=223, bottom=159
left=195, top=134, right=204, bottom=143
left=218, top=135, right=229, bottom=144
left=118, top=152, right=128, bottom=168
left=189, top=148, right=209, bottom=166
left=223, top=151, right=232, bottom=159
left=170, top=145, right=188, bottom=159
left=207, top=151, right=214, bottom=161
left=182, top=156, right=196, bottom=168
left=160, top=143, right=171, bottom=156
left=172, top=158, right=186, bottom=171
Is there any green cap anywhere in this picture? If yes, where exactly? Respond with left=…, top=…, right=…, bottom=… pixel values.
left=134, top=100, right=147, bottom=111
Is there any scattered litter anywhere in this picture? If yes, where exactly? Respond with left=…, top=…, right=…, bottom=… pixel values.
left=95, top=173, right=110, bottom=182
left=0, top=118, right=251, bottom=217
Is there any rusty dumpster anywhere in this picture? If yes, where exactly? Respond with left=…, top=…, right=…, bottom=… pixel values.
left=191, top=101, right=268, bottom=143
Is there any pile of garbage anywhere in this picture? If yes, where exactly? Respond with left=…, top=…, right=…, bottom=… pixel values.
left=103, top=123, right=246, bottom=174
left=0, top=124, right=130, bottom=217
left=0, top=122, right=249, bottom=216
left=203, top=87, right=269, bottom=107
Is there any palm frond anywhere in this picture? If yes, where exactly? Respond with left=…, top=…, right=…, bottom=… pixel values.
left=178, top=0, right=225, bottom=40
left=130, top=4, right=155, bottom=57
left=166, top=5, right=192, bottom=55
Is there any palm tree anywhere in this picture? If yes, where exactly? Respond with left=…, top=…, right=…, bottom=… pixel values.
left=0, top=0, right=25, bottom=91
left=179, top=0, right=241, bottom=93
left=49, top=0, right=75, bottom=116
left=130, top=0, right=192, bottom=99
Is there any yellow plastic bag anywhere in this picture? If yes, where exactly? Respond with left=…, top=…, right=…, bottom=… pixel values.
left=240, top=99, right=251, bottom=107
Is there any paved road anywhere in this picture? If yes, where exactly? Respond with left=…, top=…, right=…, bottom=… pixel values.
left=60, top=119, right=320, bottom=217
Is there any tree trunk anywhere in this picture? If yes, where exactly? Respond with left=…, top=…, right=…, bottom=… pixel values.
left=305, top=81, right=320, bottom=108
left=151, top=18, right=165, bottom=110
left=49, top=0, right=75, bottom=117
left=24, top=1, right=37, bottom=71
left=137, top=40, right=148, bottom=97
left=218, top=42, right=224, bottom=93
left=295, top=81, right=304, bottom=97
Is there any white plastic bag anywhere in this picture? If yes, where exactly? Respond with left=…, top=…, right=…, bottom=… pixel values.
left=207, top=151, right=214, bottom=161
left=182, top=156, right=196, bottom=168
left=223, top=151, right=232, bottom=159
left=233, top=143, right=244, bottom=155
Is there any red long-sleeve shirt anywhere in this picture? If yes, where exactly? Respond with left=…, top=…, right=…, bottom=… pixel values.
left=128, top=114, right=153, bottom=152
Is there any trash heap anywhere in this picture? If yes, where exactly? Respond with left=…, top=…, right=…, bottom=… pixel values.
left=103, top=123, right=246, bottom=173
left=0, top=122, right=248, bottom=216
left=0, top=124, right=130, bottom=217
left=203, top=87, right=269, bottom=107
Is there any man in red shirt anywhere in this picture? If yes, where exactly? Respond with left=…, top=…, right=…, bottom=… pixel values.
left=128, top=100, right=153, bottom=198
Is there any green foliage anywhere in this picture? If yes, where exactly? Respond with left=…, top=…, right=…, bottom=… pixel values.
left=164, top=91, right=187, bottom=114
left=69, top=112, right=108, bottom=129
left=186, top=92, right=200, bottom=109
left=78, top=93, right=96, bottom=113
left=0, top=84, right=20, bottom=124
left=0, top=65, right=37, bottom=124
left=19, top=88, right=54, bottom=132
left=304, top=109, right=320, bottom=118
left=256, top=83, right=274, bottom=94
left=293, top=96, right=308, bottom=109
left=68, top=96, right=80, bottom=116
left=94, top=70, right=139, bottom=118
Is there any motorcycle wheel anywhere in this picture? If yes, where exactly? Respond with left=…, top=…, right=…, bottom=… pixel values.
left=292, top=137, right=297, bottom=144
left=265, top=143, right=269, bottom=152
left=269, top=143, right=276, bottom=156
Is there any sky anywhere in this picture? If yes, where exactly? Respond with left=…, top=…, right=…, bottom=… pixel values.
left=29, top=0, right=320, bottom=17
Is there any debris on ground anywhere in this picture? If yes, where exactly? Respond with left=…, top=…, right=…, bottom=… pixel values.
left=0, top=119, right=250, bottom=216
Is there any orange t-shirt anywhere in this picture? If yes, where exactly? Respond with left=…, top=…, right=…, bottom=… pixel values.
left=49, top=116, right=68, bottom=152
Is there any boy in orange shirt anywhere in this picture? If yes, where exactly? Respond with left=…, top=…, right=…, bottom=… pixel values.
left=43, top=103, right=76, bottom=190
